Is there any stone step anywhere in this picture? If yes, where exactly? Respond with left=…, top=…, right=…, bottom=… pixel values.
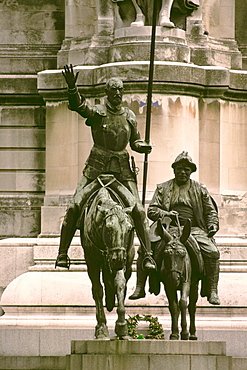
left=0, top=350, right=246, bottom=370
left=0, top=356, right=66, bottom=370
left=71, top=339, right=226, bottom=356
left=66, top=340, right=237, bottom=370
left=232, top=357, right=247, bottom=370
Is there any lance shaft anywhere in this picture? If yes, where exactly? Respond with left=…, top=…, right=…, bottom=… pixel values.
left=142, top=0, right=158, bottom=206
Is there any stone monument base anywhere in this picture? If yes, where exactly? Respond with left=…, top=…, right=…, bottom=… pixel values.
left=67, top=339, right=246, bottom=370
left=109, top=26, right=189, bottom=63
left=0, top=339, right=246, bottom=370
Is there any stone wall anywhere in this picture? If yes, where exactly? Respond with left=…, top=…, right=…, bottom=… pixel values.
left=235, top=0, right=247, bottom=70
left=0, top=0, right=65, bottom=237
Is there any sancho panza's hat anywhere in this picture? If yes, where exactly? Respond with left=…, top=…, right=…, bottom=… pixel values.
left=171, top=151, right=197, bottom=172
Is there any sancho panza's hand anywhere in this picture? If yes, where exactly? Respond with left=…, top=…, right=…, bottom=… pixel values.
left=62, top=64, right=79, bottom=89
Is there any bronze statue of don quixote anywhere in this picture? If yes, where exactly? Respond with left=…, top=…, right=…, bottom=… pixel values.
left=55, top=0, right=220, bottom=341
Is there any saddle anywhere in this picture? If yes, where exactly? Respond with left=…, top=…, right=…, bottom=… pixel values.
left=150, top=219, right=204, bottom=277
left=77, top=174, right=136, bottom=229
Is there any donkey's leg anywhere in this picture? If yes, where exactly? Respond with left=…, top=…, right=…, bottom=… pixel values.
left=114, top=269, right=128, bottom=338
left=159, top=0, right=175, bottom=27
left=188, top=281, right=199, bottom=340
left=87, top=263, right=109, bottom=339
left=179, top=283, right=190, bottom=340
left=165, top=286, right=180, bottom=340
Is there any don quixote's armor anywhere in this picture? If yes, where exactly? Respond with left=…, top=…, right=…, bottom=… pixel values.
left=55, top=69, right=156, bottom=272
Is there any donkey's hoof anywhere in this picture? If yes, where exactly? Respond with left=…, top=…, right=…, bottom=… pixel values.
left=95, top=324, right=109, bottom=340
left=181, top=332, right=189, bottom=340
left=189, top=335, right=198, bottom=341
left=115, top=321, right=128, bottom=338
left=170, top=334, right=179, bottom=340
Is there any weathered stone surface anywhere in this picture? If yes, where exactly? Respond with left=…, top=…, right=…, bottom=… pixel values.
left=0, top=356, right=67, bottom=370
left=0, top=0, right=65, bottom=73
left=72, top=339, right=226, bottom=355
left=0, top=196, right=43, bottom=238
left=67, top=340, right=232, bottom=370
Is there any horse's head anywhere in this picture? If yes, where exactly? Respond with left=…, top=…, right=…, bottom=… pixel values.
left=98, top=199, right=134, bottom=272
left=157, top=219, right=191, bottom=288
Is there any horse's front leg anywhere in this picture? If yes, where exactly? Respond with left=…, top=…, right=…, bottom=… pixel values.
left=159, top=0, right=175, bottom=27
left=114, top=269, right=128, bottom=338
left=179, top=282, right=190, bottom=340
left=131, top=0, right=145, bottom=26
left=87, top=263, right=109, bottom=339
left=188, top=280, right=199, bottom=340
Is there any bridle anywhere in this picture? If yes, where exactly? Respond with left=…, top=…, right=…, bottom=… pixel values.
left=163, top=238, right=188, bottom=281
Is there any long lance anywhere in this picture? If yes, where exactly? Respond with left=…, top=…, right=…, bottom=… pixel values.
left=142, top=0, right=158, bottom=206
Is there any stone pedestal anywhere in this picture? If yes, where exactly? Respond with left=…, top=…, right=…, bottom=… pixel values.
left=0, top=236, right=247, bottom=359
left=67, top=340, right=233, bottom=370
left=109, top=26, right=189, bottom=63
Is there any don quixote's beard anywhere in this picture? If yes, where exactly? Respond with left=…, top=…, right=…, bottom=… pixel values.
left=108, top=248, right=127, bottom=271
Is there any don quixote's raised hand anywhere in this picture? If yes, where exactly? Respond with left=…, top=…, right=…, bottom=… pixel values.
left=62, top=64, right=79, bottom=89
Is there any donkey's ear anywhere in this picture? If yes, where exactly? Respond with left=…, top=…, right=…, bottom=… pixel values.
left=180, top=219, right=191, bottom=244
left=157, top=219, right=172, bottom=243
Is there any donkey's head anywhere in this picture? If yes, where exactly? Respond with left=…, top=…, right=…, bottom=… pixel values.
left=157, top=218, right=191, bottom=288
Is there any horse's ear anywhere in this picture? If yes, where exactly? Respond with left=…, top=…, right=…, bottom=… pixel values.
left=180, top=219, right=191, bottom=244
left=157, top=219, right=172, bottom=243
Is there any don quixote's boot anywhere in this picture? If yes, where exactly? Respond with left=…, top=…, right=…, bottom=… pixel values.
left=203, top=258, right=220, bottom=305
left=55, top=207, right=79, bottom=269
left=129, top=253, right=148, bottom=300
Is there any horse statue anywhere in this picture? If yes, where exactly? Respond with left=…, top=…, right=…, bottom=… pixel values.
left=149, top=217, right=204, bottom=340
left=80, top=175, right=135, bottom=339
left=113, top=0, right=200, bottom=28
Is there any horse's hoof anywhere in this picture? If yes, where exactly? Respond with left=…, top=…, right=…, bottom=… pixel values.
left=181, top=333, right=189, bottom=340
left=111, top=335, right=130, bottom=341
left=115, top=321, right=128, bottom=338
left=131, top=14, right=144, bottom=27
left=170, top=334, right=179, bottom=340
left=189, top=335, right=198, bottom=341
left=159, top=17, right=175, bottom=28
left=95, top=324, right=109, bottom=340
left=96, top=336, right=110, bottom=340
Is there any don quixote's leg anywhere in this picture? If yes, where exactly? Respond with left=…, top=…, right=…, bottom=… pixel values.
left=188, top=279, right=199, bottom=340
left=179, top=283, right=190, bottom=340
left=87, top=262, right=109, bottom=339
left=114, top=270, right=128, bottom=338
left=165, top=286, right=180, bottom=340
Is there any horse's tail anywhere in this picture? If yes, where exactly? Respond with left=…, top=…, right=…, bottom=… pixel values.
left=103, top=270, right=116, bottom=312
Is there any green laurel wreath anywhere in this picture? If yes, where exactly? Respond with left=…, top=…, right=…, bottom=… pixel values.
left=126, top=314, right=164, bottom=339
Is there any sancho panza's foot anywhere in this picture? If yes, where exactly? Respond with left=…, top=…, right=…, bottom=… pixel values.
left=129, top=286, right=145, bottom=300
left=55, top=253, right=70, bottom=269
left=143, top=255, right=156, bottom=271
left=208, top=291, right=220, bottom=305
